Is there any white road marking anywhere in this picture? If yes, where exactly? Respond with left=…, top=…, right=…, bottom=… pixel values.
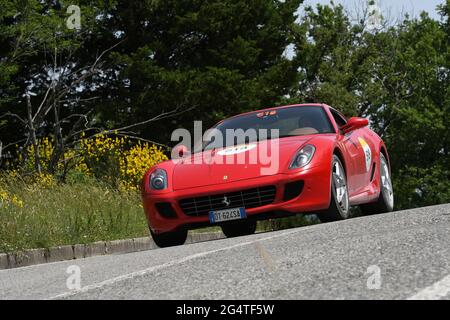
left=47, top=228, right=303, bottom=300
left=407, top=274, right=450, bottom=300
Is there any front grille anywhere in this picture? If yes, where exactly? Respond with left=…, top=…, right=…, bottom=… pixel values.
left=179, top=186, right=277, bottom=216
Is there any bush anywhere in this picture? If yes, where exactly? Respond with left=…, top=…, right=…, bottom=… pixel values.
left=14, top=134, right=168, bottom=191
left=77, top=134, right=168, bottom=191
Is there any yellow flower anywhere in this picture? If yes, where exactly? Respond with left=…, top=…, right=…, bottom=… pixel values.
left=0, top=185, right=24, bottom=208
left=11, top=134, right=168, bottom=192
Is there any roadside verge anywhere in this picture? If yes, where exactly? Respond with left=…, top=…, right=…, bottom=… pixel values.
left=0, top=232, right=225, bottom=270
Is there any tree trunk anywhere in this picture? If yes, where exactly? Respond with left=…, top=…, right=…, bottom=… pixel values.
left=48, top=47, right=65, bottom=175
left=26, top=94, right=41, bottom=174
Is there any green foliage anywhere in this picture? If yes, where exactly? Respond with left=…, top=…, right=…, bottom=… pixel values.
left=290, top=3, right=361, bottom=116
left=99, top=0, right=303, bottom=140
left=290, top=2, right=449, bottom=210
left=0, top=0, right=115, bottom=145
left=366, top=14, right=449, bottom=209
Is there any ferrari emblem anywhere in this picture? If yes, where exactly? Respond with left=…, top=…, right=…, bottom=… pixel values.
left=222, top=196, right=231, bottom=207
left=223, top=175, right=228, bottom=180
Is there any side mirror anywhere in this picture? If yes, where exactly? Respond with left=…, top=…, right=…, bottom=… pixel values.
left=341, top=117, right=369, bottom=134
left=172, top=144, right=191, bottom=159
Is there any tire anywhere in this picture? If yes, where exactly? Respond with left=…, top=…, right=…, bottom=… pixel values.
left=221, top=220, right=257, bottom=238
left=150, top=229, right=188, bottom=248
left=318, top=155, right=350, bottom=223
left=360, top=153, right=394, bottom=215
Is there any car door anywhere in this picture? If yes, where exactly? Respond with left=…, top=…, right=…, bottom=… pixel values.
left=329, top=109, right=368, bottom=195
left=352, top=128, right=376, bottom=192
left=343, top=129, right=375, bottom=194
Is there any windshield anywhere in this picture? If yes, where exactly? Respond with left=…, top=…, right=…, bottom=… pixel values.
left=201, top=106, right=334, bottom=152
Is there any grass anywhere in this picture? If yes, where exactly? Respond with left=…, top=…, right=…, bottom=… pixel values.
left=0, top=179, right=148, bottom=253
left=0, top=175, right=319, bottom=253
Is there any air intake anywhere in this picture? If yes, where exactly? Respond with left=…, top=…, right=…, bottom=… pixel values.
left=283, top=181, right=304, bottom=201
left=155, top=203, right=177, bottom=219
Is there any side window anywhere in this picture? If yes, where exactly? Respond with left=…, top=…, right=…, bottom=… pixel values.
left=330, top=109, right=347, bottom=128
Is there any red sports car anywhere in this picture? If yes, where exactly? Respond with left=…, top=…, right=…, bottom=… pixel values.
left=141, top=104, right=394, bottom=247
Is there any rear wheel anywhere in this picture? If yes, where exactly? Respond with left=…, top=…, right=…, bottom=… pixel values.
left=150, top=229, right=188, bottom=248
left=360, top=153, right=394, bottom=215
left=318, top=155, right=350, bottom=223
left=221, top=220, right=257, bottom=238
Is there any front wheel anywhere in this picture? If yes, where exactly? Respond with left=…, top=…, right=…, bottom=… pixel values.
left=150, top=229, right=188, bottom=248
left=318, top=155, right=350, bottom=223
left=360, top=153, right=394, bottom=215
left=221, top=220, right=257, bottom=238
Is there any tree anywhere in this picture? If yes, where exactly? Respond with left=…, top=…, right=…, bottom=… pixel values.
left=1, top=0, right=304, bottom=166
left=0, top=0, right=121, bottom=174
left=369, top=13, right=449, bottom=209
left=289, top=2, right=371, bottom=116
left=290, top=1, right=449, bottom=209
left=94, top=0, right=303, bottom=143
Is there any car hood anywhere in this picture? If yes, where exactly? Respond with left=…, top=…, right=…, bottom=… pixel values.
left=172, top=136, right=311, bottom=190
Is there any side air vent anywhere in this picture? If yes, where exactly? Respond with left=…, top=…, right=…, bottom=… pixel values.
left=370, top=163, right=376, bottom=182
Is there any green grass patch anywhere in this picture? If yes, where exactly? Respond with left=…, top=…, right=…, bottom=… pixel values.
left=0, top=179, right=149, bottom=253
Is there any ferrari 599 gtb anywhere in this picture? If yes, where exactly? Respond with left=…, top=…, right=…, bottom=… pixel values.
left=141, top=104, right=394, bottom=247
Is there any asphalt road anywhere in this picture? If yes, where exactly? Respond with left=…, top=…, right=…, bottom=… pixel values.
left=1, top=204, right=450, bottom=300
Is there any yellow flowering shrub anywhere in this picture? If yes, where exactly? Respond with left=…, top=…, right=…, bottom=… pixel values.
left=33, top=173, right=57, bottom=189
left=23, top=138, right=90, bottom=176
left=17, top=133, right=168, bottom=191
left=119, top=142, right=169, bottom=191
left=80, top=134, right=168, bottom=191
left=22, top=137, right=55, bottom=171
left=18, top=138, right=74, bottom=188
left=0, top=186, right=24, bottom=208
left=0, top=170, right=25, bottom=208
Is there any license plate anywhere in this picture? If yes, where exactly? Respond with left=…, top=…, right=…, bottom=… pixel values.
left=209, top=207, right=246, bottom=223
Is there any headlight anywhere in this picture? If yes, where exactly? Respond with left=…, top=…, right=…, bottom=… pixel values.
left=290, top=145, right=316, bottom=169
left=150, top=168, right=168, bottom=190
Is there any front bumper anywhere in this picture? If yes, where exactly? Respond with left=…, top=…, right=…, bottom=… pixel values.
left=141, top=165, right=331, bottom=234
